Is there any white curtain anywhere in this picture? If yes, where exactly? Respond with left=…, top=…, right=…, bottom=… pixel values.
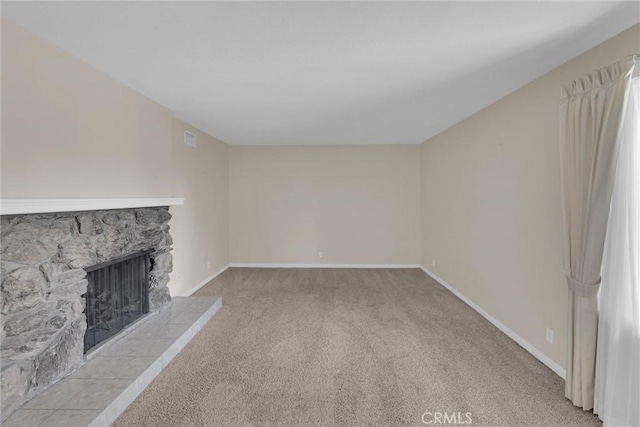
left=560, top=58, right=635, bottom=410
left=594, top=76, right=640, bottom=427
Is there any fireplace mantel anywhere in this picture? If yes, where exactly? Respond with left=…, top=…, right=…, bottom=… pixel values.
left=0, top=198, right=185, bottom=216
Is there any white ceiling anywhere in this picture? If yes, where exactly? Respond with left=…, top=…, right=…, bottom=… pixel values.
left=3, top=1, right=639, bottom=145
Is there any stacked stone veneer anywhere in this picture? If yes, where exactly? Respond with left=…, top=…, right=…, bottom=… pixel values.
left=0, top=207, right=173, bottom=421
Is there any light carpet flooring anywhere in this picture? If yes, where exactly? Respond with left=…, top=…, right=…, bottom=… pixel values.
left=115, top=268, right=601, bottom=426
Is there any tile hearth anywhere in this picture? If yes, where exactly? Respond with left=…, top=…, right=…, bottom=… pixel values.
left=2, top=296, right=221, bottom=427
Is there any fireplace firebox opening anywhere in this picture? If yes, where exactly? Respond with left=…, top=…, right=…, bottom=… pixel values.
left=83, top=250, right=151, bottom=353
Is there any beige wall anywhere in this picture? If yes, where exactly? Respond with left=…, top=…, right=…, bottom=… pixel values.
left=1, top=19, right=229, bottom=295
left=170, top=119, right=229, bottom=296
left=420, top=24, right=640, bottom=370
left=1, top=19, right=173, bottom=198
left=5, top=14, right=639, bottom=372
left=230, top=145, right=421, bottom=265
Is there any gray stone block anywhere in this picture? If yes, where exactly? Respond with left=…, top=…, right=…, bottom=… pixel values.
left=76, top=214, right=95, bottom=235
left=94, top=228, right=129, bottom=262
left=32, top=316, right=86, bottom=393
left=152, top=252, right=172, bottom=274
left=48, top=280, right=88, bottom=301
left=150, top=272, right=170, bottom=289
left=156, top=208, right=172, bottom=224
left=1, top=221, right=67, bottom=264
left=40, top=264, right=86, bottom=288
left=136, top=228, right=164, bottom=249
left=1, top=268, right=46, bottom=315
left=134, top=209, right=158, bottom=225
left=149, top=286, right=171, bottom=311
left=57, top=237, right=95, bottom=268
left=100, top=211, right=135, bottom=226
left=52, top=218, right=79, bottom=238
left=3, top=302, right=59, bottom=337
left=159, top=230, right=173, bottom=250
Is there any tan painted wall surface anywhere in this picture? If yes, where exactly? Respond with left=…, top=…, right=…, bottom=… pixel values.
left=170, top=118, right=229, bottom=296
left=420, top=24, right=640, bottom=369
left=1, top=19, right=229, bottom=295
left=4, top=14, right=639, bottom=372
left=1, top=19, right=173, bottom=198
left=230, top=145, right=421, bottom=265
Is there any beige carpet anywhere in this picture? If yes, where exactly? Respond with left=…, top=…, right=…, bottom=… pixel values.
left=115, top=268, right=600, bottom=426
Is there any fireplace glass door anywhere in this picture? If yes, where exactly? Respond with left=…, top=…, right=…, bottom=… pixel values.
left=83, top=250, right=150, bottom=353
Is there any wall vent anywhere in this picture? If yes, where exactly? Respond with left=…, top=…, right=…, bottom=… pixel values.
left=184, top=130, right=197, bottom=147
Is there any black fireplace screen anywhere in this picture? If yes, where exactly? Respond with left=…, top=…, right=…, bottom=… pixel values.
left=83, top=250, right=151, bottom=353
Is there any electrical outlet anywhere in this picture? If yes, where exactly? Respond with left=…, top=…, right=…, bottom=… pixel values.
left=546, top=328, right=554, bottom=344
left=207, top=261, right=211, bottom=270
left=432, top=259, right=436, bottom=268
left=318, top=251, right=324, bottom=259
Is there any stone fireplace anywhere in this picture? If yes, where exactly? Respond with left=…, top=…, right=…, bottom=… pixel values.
left=0, top=202, right=178, bottom=421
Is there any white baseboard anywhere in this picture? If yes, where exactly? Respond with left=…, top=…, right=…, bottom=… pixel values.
left=182, top=263, right=420, bottom=296
left=228, top=263, right=422, bottom=269
left=181, top=264, right=230, bottom=296
left=420, top=266, right=566, bottom=379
